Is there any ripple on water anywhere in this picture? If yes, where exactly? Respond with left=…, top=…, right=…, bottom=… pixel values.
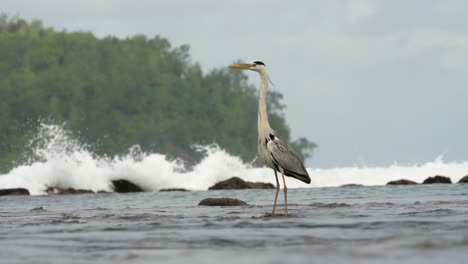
left=307, top=202, right=352, bottom=208
left=399, top=209, right=457, bottom=216
left=50, top=213, right=82, bottom=224
left=406, top=236, right=468, bottom=249
left=362, top=202, right=395, bottom=207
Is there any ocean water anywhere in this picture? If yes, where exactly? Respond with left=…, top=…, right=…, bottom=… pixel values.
left=1, top=185, right=468, bottom=264
left=1, top=124, right=468, bottom=263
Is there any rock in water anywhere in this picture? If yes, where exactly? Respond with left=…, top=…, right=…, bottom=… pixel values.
left=30, top=207, right=46, bottom=212
left=0, top=188, right=30, bottom=196
left=458, top=175, right=468, bottom=183
left=247, top=182, right=275, bottom=189
left=422, top=175, right=452, bottom=184
left=209, top=177, right=249, bottom=189
left=159, top=188, right=188, bottom=192
left=209, top=177, right=274, bottom=190
left=198, top=198, right=248, bottom=206
left=387, top=179, right=418, bottom=185
left=46, top=187, right=94, bottom=195
left=111, top=179, right=144, bottom=193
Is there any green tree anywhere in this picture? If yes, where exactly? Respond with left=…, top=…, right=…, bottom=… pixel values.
left=0, top=15, right=316, bottom=172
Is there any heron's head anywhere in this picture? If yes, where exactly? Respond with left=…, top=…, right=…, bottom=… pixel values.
left=229, top=60, right=266, bottom=72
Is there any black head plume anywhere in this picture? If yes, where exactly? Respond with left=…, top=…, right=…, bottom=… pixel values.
left=252, top=60, right=265, bottom=66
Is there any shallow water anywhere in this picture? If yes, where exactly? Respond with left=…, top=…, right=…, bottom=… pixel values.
left=1, top=184, right=468, bottom=264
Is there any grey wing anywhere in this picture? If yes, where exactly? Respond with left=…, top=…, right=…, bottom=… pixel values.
left=266, top=136, right=311, bottom=184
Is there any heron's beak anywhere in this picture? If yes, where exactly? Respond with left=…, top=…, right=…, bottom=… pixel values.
left=229, top=63, right=252, bottom=69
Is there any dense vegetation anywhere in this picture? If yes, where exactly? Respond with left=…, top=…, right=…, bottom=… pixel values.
left=0, top=15, right=316, bottom=172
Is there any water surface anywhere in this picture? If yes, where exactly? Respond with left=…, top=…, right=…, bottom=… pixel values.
left=1, top=184, right=468, bottom=264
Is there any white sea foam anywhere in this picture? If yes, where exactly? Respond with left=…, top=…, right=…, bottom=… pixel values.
left=0, top=124, right=467, bottom=195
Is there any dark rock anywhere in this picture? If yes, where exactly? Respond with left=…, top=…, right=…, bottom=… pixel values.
left=59, top=189, right=94, bottom=195
left=198, top=197, right=248, bottom=206
left=387, top=179, right=418, bottom=185
left=30, top=207, right=46, bottom=212
left=46, top=187, right=94, bottom=195
left=422, top=175, right=452, bottom=184
left=159, top=188, right=188, bottom=192
left=208, top=177, right=274, bottom=190
left=111, top=179, right=145, bottom=193
left=209, top=177, right=249, bottom=189
left=247, top=182, right=275, bottom=189
left=0, top=188, right=30, bottom=196
left=341, top=184, right=363, bottom=187
left=457, top=175, right=468, bottom=183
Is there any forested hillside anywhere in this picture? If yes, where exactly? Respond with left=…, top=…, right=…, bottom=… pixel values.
left=0, top=15, right=316, bottom=172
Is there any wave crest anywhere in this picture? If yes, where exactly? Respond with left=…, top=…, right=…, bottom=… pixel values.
left=1, top=124, right=467, bottom=195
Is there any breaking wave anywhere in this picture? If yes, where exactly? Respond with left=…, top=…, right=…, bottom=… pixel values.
left=0, top=124, right=467, bottom=195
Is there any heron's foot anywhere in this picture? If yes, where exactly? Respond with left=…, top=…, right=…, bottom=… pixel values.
left=264, top=212, right=275, bottom=217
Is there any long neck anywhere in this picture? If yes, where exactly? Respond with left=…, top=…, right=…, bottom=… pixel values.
left=258, top=70, right=271, bottom=139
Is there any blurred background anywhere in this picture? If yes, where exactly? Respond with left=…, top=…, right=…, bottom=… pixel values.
left=1, top=0, right=468, bottom=170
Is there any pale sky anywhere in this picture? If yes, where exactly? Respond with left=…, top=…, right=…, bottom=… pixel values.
left=3, top=0, right=468, bottom=167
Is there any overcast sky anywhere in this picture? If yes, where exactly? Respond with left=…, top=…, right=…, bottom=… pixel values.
left=3, top=0, right=468, bottom=167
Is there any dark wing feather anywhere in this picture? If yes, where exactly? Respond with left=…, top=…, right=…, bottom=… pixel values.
left=267, top=136, right=311, bottom=184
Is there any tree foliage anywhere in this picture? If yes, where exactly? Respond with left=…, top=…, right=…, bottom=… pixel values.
left=0, top=15, right=316, bottom=172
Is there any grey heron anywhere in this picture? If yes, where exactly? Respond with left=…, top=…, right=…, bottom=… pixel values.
left=229, top=60, right=311, bottom=216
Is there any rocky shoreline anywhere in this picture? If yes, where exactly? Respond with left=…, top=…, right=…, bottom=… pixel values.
left=385, top=175, right=462, bottom=185
left=0, top=175, right=467, bottom=197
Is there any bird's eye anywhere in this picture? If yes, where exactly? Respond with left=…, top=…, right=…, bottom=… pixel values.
left=253, top=61, right=265, bottom=66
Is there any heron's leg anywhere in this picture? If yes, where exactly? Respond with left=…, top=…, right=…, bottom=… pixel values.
left=280, top=168, right=288, bottom=216
left=272, top=170, right=280, bottom=215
